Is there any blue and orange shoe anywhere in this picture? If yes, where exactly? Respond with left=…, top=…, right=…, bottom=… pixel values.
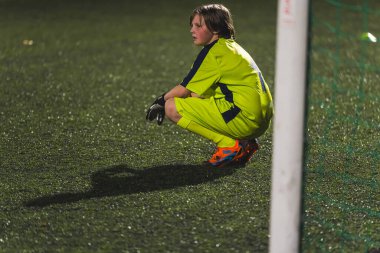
left=207, top=140, right=245, bottom=168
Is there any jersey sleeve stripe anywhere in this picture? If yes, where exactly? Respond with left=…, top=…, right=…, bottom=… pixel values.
left=258, top=72, right=267, bottom=92
left=181, top=40, right=218, bottom=87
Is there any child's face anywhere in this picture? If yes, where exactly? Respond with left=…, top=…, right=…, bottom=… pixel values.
left=190, top=14, right=219, bottom=46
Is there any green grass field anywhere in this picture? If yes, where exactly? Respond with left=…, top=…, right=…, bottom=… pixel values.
left=0, top=0, right=276, bottom=252
left=303, top=1, right=380, bottom=252
left=0, top=0, right=379, bottom=252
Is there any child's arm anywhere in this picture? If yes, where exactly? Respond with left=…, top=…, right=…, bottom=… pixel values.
left=146, top=85, right=192, bottom=125
left=164, top=85, right=191, bottom=101
left=190, top=92, right=201, bottom=98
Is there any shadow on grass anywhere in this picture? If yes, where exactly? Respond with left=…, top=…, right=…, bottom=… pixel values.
left=25, top=164, right=236, bottom=207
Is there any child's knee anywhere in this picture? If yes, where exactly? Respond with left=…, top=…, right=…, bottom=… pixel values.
left=165, top=98, right=175, bottom=116
left=165, top=98, right=181, bottom=123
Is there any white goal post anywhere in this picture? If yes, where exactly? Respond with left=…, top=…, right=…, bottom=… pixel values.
left=269, top=0, right=310, bottom=253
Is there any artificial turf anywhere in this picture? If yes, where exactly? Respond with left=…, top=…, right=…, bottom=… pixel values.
left=0, top=0, right=379, bottom=252
left=0, top=0, right=276, bottom=252
left=302, top=1, right=380, bottom=252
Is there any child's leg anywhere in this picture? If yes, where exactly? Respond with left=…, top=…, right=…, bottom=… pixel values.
left=178, top=116, right=246, bottom=167
left=165, top=98, right=182, bottom=123
left=169, top=96, right=260, bottom=167
left=177, top=117, right=236, bottom=148
left=166, top=97, right=235, bottom=147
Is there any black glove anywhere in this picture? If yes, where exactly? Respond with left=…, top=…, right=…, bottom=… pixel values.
left=146, top=93, right=166, bottom=125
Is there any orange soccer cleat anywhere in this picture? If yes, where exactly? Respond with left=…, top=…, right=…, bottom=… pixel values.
left=207, top=140, right=245, bottom=168
left=207, top=139, right=260, bottom=168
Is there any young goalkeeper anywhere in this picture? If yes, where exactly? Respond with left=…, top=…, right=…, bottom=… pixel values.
left=146, top=4, right=273, bottom=168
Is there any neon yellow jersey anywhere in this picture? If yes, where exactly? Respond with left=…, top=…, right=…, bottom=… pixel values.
left=181, top=38, right=273, bottom=124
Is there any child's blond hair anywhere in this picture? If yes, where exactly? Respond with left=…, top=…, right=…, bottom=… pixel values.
left=190, top=4, right=235, bottom=39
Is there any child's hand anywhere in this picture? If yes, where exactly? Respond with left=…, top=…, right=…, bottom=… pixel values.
left=146, top=94, right=166, bottom=125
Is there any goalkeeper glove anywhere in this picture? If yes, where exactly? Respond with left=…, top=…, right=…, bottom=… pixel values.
left=146, top=93, right=166, bottom=125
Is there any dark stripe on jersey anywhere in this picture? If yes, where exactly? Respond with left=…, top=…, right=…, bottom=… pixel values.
left=181, top=40, right=218, bottom=86
left=218, top=82, right=241, bottom=123
left=222, top=106, right=241, bottom=124
left=218, top=83, right=233, bottom=103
